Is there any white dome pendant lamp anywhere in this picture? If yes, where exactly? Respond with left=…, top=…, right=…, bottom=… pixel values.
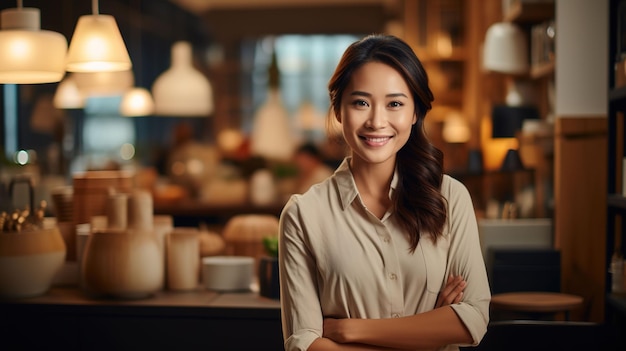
left=0, top=1, right=68, bottom=84
left=152, top=41, right=214, bottom=117
left=65, top=0, right=132, bottom=73
left=483, top=22, right=530, bottom=106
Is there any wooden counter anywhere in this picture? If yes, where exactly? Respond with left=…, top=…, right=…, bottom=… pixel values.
left=0, top=287, right=283, bottom=351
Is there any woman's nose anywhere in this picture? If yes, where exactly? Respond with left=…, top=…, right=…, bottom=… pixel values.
left=366, top=106, right=386, bottom=129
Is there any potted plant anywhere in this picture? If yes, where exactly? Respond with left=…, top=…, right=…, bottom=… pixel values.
left=258, top=235, right=279, bottom=300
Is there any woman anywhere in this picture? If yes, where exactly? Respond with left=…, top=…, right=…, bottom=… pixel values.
left=279, top=34, right=490, bottom=351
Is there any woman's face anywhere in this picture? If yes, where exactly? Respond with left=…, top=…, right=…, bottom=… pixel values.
left=338, top=61, right=416, bottom=168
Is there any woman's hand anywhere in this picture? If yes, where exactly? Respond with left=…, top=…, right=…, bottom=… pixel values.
left=323, top=317, right=351, bottom=344
left=435, top=275, right=466, bottom=308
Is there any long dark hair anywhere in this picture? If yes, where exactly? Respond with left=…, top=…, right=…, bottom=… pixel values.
left=327, top=34, right=447, bottom=251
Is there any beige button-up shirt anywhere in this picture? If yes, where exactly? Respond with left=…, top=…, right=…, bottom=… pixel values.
left=279, top=158, right=490, bottom=351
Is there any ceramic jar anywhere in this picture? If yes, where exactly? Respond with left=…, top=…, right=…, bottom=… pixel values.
left=0, top=227, right=67, bottom=299
left=81, top=228, right=163, bottom=299
left=166, top=228, right=200, bottom=291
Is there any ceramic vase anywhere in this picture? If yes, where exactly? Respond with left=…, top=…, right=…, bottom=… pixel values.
left=81, top=228, right=163, bottom=299
left=0, top=227, right=67, bottom=299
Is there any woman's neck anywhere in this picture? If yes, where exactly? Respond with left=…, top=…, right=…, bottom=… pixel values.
left=349, top=156, right=395, bottom=218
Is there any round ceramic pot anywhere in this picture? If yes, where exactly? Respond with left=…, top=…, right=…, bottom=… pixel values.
left=0, top=227, right=67, bottom=299
left=81, top=228, right=163, bottom=299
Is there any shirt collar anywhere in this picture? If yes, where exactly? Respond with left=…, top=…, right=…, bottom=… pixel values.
left=334, top=157, right=399, bottom=211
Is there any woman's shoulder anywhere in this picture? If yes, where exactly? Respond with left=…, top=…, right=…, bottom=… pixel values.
left=283, top=176, right=335, bottom=212
left=441, top=174, right=472, bottom=201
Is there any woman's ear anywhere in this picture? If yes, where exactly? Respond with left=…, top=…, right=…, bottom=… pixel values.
left=412, top=112, right=417, bottom=125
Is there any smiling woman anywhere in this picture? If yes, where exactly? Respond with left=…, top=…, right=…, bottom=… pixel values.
left=279, top=34, right=490, bottom=351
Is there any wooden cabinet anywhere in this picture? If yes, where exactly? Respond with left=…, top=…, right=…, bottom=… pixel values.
left=606, top=0, right=626, bottom=338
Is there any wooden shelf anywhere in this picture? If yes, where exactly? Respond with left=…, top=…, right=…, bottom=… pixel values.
left=504, top=1, right=555, bottom=24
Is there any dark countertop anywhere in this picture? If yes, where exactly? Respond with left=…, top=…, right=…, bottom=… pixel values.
left=0, top=286, right=284, bottom=351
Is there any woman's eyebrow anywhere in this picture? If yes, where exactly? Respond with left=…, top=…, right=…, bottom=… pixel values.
left=348, top=91, right=408, bottom=98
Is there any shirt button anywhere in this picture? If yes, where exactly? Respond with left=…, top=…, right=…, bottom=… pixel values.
left=383, top=236, right=390, bottom=243
left=392, top=313, right=400, bottom=318
left=389, top=273, right=397, bottom=280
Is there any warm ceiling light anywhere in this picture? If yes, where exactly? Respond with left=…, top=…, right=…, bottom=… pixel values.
left=72, top=69, right=134, bottom=97
left=65, top=0, right=132, bottom=73
left=0, top=1, right=67, bottom=84
left=53, top=74, right=84, bottom=109
left=152, top=41, right=214, bottom=117
left=120, top=87, right=155, bottom=116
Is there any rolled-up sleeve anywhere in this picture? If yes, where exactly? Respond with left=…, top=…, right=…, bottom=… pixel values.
left=279, top=195, right=323, bottom=351
left=444, top=176, right=491, bottom=346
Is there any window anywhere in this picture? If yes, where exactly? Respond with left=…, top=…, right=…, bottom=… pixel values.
left=241, top=34, right=359, bottom=143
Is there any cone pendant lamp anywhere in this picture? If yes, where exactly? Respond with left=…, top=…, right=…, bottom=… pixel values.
left=65, top=0, right=131, bottom=73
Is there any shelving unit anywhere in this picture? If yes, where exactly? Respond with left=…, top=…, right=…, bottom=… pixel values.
left=501, top=1, right=555, bottom=219
left=607, top=0, right=626, bottom=339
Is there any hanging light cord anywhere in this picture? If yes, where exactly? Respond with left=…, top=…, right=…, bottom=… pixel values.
left=16, top=0, right=23, bottom=9
left=92, top=0, right=99, bottom=15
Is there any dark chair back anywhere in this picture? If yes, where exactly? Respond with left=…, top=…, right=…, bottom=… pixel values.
left=461, top=320, right=615, bottom=351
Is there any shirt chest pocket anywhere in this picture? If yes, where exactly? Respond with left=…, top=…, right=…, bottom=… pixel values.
left=418, top=233, right=450, bottom=294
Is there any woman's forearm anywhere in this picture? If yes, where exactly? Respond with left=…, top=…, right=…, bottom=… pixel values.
left=329, top=306, right=472, bottom=350
left=308, top=337, right=408, bottom=351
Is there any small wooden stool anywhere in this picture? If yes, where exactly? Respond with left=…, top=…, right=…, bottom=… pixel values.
left=490, top=291, right=584, bottom=321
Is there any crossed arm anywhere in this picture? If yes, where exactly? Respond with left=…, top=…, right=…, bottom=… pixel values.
left=308, top=275, right=472, bottom=351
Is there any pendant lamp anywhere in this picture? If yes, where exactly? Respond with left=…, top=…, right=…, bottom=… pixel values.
left=483, top=22, right=529, bottom=106
left=250, top=48, right=294, bottom=161
left=152, top=41, right=214, bottom=117
left=0, top=1, right=67, bottom=84
left=120, top=87, right=154, bottom=116
left=65, top=0, right=132, bottom=73
left=120, top=0, right=154, bottom=117
left=53, top=74, right=84, bottom=109
left=72, top=69, right=134, bottom=97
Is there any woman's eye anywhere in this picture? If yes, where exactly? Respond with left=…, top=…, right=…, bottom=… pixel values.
left=351, top=100, right=369, bottom=108
left=389, top=101, right=403, bottom=108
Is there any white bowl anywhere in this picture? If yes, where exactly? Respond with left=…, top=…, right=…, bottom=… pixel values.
left=202, top=256, right=254, bottom=292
